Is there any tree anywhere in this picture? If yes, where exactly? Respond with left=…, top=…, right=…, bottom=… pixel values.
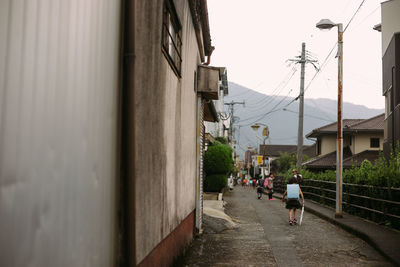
left=203, top=141, right=233, bottom=192
left=276, top=152, right=296, bottom=174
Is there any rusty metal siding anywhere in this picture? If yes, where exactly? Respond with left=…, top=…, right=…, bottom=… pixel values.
left=0, top=1, right=121, bottom=266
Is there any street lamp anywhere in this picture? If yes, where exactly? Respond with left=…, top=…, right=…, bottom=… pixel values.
left=316, top=19, right=343, bottom=218
left=251, top=123, right=270, bottom=178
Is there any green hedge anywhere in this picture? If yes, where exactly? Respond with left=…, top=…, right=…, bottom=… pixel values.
left=204, top=142, right=233, bottom=175
left=282, top=150, right=400, bottom=188
left=204, top=174, right=227, bottom=192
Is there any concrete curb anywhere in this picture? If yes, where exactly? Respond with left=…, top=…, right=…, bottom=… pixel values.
left=274, top=193, right=400, bottom=266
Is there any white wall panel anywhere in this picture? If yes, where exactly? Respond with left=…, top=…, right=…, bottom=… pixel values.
left=0, top=1, right=121, bottom=266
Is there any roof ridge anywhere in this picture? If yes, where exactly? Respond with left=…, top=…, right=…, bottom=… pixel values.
left=347, top=113, right=384, bottom=128
left=302, top=151, right=336, bottom=165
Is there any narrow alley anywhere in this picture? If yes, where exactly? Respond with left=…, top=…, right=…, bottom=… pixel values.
left=180, top=186, right=393, bottom=266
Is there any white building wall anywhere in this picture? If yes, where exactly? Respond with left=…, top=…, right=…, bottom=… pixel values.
left=354, top=133, right=384, bottom=154
left=0, top=1, right=121, bottom=266
left=321, top=135, right=337, bottom=155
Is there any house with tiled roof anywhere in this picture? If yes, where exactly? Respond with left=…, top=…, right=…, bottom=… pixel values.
left=303, top=114, right=384, bottom=170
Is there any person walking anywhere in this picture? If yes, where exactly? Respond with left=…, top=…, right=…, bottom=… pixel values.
left=266, top=173, right=275, bottom=200
left=292, top=169, right=303, bottom=185
left=256, top=176, right=264, bottom=199
left=282, top=176, right=304, bottom=225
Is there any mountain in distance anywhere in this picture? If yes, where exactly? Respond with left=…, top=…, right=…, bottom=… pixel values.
left=225, top=82, right=384, bottom=159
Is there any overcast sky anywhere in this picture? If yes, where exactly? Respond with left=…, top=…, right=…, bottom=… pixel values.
left=207, top=0, right=384, bottom=109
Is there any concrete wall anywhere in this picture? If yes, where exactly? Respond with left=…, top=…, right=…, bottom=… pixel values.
left=321, top=135, right=337, bottom=155
left=353, top=133, right=384, bottom=154
left=381, top=0, right=400, bottom=56
left=134, top=0, right=200, bottom=264
left=0, top=1, right=121, bottom=266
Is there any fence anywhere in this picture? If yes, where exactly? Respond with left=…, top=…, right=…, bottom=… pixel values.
left=274, top=176, right=400, bottom=230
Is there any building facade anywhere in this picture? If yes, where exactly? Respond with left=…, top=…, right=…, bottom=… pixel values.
left=379, top=0, right=400, bottom=160
left=304, top=114, right=384, bottom=170
left=0, top=0, right=221, bottom=266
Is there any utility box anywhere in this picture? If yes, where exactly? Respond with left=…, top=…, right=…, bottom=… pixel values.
left=197, top=65, right=220, bottom=100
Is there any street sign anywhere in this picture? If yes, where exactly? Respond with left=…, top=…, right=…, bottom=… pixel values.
left=257, top=156, right=263, bottom=165
left=262, top=126, right=269, bottom=137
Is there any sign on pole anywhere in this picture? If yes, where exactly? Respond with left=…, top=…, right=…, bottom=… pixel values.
left=257, top=156, right=263, bottom=165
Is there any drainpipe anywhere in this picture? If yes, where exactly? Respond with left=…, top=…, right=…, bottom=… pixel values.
left=203, top=46, right=215, bottom=65
left=120, top=0, right=136, bottom=265
left=392, top=66, right=396, bottom=152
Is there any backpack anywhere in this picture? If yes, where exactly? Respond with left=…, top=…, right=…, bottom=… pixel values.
left=287, top=184, right=300, bottom=199
left=263, top=179, right=268, bottom=187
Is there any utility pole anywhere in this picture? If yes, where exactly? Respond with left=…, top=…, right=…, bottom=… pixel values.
left=297, top=43, right=306, bottom=168
left=288, top=43, right=318, bottom=167
left=224, top=100, right=245, bottom=145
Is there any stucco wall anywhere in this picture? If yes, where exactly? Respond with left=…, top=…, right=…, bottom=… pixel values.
left=320, top=133, right=383, bottom=156
left=134, top=0, right=199, bottom=264
left=0, top=1, right=121, bottom=266
left=321, top=135, right=337, bottom=155
left=354, top=133, right=384, bottom=154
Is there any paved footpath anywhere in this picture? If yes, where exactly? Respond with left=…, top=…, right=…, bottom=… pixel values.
left=180, top=186, right=393, bottom=266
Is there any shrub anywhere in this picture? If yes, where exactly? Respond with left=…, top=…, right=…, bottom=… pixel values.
left=214, top=136, right=229, bottom=145
left=204, top=142, right=233, bottom=175
left=204, top=174, right=227, bottom=192
left=281, top=147, right=400, bottom=188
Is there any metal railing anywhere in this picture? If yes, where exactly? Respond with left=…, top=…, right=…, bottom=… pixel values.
left=274, top=177, right=400, bottom=229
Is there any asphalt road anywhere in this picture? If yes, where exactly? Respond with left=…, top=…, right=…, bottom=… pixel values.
left=180, top=186, right=393, bottom=267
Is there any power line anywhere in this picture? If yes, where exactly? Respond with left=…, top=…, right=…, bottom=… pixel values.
left=351, top=5, right=380, bottom=30
left=304, top=42, right=337, bottom=94
left=304, top=0, right=367, bottom=95
left=238, top=89, right=295, bottom=126
left=245, top=66, right=298, bottom=108
left=344, top=0, right=367, bottom=32
left=226, top=82, right=264, bottom=98
left=282, top=108, right=335, bottom=122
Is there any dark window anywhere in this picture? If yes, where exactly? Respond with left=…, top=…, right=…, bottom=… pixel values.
left=370, top=138, right=380, bottom=148
left=162, top=0, right=182, bottom=76
left=349, top=136, right=352, bottom=146
left=317, top=139, right=321, bottom=155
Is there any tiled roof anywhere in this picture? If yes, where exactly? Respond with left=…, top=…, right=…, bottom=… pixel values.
left=306, top=113, right=384, bottom=138
left=302, top=151, right=337, bottom=169
left=347, top=113, right=384, bottom=130
left=259, top=144, right=316, bottom=158
left=303, top=149, right=380, bottom=170
left=302, top=147, right=353, bottom=169
left=343, top=150, right=380, bottom=167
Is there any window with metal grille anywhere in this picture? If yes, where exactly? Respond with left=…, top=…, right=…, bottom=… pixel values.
left=162, top=0, right=182, bottom=76
left=370, top=138, right=380, bottom=148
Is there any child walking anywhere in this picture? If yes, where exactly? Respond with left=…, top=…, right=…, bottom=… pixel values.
left=282, top=176, right=304, bottom=225
left=266, top=173, right=275, bottom=200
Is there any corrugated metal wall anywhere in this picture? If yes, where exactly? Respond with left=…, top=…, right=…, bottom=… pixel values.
left=0, top=1, right=121, bottom=266
left=195, top=98, right=204, bottom=231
